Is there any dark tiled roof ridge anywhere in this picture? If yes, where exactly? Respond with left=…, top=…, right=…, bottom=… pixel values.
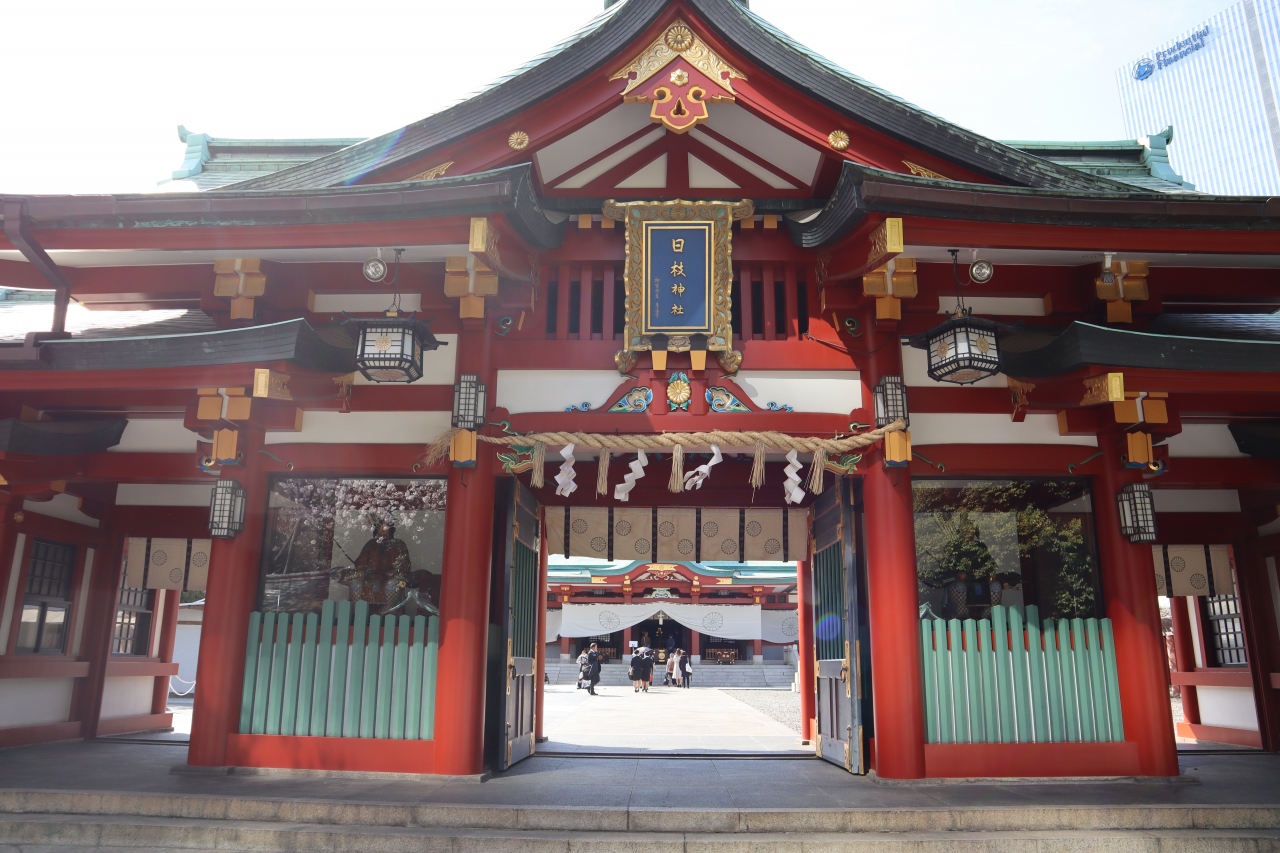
left=222, top=0, right=1134, bottom=195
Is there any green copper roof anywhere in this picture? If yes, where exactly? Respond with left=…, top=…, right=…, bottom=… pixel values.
left=170, top=126, right=365, bottom=190
left=1002, top=127, right=1196, bottom=194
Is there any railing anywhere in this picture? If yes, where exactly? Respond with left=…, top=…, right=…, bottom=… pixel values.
left=239, top=599, right=439, bottom=740
left=920, top=605, right=1124, bottom=744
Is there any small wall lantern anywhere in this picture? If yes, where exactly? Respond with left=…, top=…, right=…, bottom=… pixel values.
left=452, top=373, right=488, bottom=430
left=209, top=479, right=246, bottom=539
left=873, top=375, right=909, bottom=428
left=1117, top=482, right=1158, bottom=543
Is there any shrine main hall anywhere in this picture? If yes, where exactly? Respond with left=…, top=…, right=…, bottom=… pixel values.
left=1, top=0, right=1278, bottom=782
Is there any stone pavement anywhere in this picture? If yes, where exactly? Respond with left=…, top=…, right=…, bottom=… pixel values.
left=542, top=684, right=808, bottom=754
left=2, top=741, right=1280, bottom=851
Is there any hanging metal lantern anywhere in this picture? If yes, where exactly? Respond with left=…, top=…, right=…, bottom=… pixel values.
left=906, top=248, right=1004, bottom=385
left=349, top=248, right=446, bottom=383
left=873, top=375, right=909, bottom=428
left=209, top=479, right=246, bottom=539
left=1117, top=482, right=1158, bottom=544
left=914, top=312, right=1002, bottom=385
left=354, top=318, right=442, bottom=383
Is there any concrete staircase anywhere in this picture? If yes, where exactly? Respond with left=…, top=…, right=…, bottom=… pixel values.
left=2, top=789, right=1278, bottom=851
left=545, top=661, right=797, bottom=688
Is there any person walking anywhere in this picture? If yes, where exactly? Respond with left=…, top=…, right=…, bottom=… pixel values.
left=664, top=651, right=676, bottom=687
left=629, top=647, right=646, bottom=693
left=681, top=651, right=693, bottom=688
left=670, top=649, right=683, bottom=688
left=586, top=642, right=602, bottom=696
left=576, top=650, right=589, bottom=690
left=637, top=648, right=655, bottom=686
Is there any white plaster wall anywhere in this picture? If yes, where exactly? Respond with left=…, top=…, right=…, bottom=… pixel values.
left=264, top=411, right=451, bottom=445
left=1152, top=489, right=1241, bottom=513
left=100, top=676, right=155, bottom=719
left=1197, top=685, right=1260, bottom=731
left=497, top=370, right=626, bottom=414
left=172, top=623, right=202, bottom=691
left=109, top=420, right=200, bottom=453
left=910, top=413, right=1097, bottom=446
left=116, top=484, right=214, bottom=507
left=0, top=678, right=74, bottom=729
left=23, top=494, right=99, bottom=528
left=1163, top=424, right=1248, bottom=458
left=734, top=371, right=861, bottom=414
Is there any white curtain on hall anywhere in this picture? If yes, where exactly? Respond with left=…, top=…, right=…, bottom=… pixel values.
left=559, top=603, right=666, bottom=638
left=761, top=608, right=801, bottom=643
left=663, top=603, right=761, bottom=640
left=557, top=602, right=765, bottom=639
left=545, top=608, right=563, bottom=642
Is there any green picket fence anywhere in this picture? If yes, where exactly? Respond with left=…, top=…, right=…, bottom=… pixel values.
left=920, top=605, right=1124, bottom=744
left=238, top=599, right=439, bottom=740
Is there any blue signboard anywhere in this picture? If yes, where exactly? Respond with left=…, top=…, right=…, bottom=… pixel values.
left=642, top=222, right=712, bottom=335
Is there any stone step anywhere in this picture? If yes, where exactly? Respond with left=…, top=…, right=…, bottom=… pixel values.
left=546, top=662, right=797, bottom=688
left=3, top=813, right=1279, bottom=852
left=3, top=790, right=1279, bottom=835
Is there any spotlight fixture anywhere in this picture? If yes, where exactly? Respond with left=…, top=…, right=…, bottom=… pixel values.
left=1100, top=252, right=1117, bottom=285
left=969, top=258, right=995, bottom=284
left=363, top=250, right=388, bottom=283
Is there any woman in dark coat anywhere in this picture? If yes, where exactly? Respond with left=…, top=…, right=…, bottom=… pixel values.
left=637, top=648, right=654, bottom=692
left=586, top=642, right=601, bottom=695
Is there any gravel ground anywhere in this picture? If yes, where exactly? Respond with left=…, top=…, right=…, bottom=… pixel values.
left=721, top=689, right=802, bottom=734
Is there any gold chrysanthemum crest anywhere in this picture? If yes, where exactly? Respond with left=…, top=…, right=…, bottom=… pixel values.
left=610, top=20, right=746, bottom=97
left=507, top=131, right=530, bottom=151
left=828, top=130, right=850, bottom=151
left=665, top=25, right=694, bottom=52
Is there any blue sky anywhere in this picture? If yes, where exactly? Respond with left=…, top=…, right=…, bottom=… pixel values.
left=0, top=0, right=1229, bottom=194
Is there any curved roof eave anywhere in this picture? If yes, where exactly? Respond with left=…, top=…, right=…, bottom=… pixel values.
left=788, top=162, right=1280, bottom=249
left=221, top=0, right=1128, bottom=195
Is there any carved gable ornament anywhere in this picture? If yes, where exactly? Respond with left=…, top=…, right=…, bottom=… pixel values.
left=610, top=21, right=746, bottom=133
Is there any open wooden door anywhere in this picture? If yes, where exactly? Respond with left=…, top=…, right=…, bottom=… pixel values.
left=811, top=477, right=865, bottom=773
left=500, top=478, right=540, bottom=769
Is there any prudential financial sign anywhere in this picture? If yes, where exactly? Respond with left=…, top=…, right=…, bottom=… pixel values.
left=1133, top=27, right=1210, bottom=81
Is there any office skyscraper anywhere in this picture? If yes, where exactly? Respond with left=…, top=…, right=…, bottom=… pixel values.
left=1116, top=0, right=1280, bottom=195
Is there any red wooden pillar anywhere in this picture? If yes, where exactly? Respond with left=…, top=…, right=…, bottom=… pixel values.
left=188, top=427, right=267, bottom=767
left=1094, top=435, right=1179, bottom=775
left=690, top=629, right=699, bottom=657
left=534, top=509, right=549, bottom=742
left=433, top=314, right=496, bottom=776
left=796, top=558, right=816, bottom=741
left=752, top=638, right=763, bottom=661
left=860, top=309, right=926, bottom=779
left=151, top=589, right=181, bottom=715
left=1169, top=597, right=1200, bottom=725
left=560, top=632, right=570, bottom=659
left=1230, top=534, right=1280, bottom=751
left=77, top=525, right=124, bottom=740
left=0, top=495, right=25, bottom=650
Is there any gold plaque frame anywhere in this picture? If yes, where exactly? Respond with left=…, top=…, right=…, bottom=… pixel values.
left=603, top=198, right=752, bottom=361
